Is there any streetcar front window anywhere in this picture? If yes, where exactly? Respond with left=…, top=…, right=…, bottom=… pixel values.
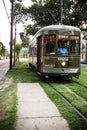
left=57, top=40, right=69, bottom=56
left=70, top=40, right=79, bottom=54
left=44, top=34, right=80, bottom=56
left=44, top=35, right=56, bottom=54
left=57, top=35, right=80, bottom=56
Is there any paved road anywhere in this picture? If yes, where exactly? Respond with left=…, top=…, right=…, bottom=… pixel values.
left=0, top=59, right=9, bottom=80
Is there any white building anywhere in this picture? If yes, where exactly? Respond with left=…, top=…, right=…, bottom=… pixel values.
left=80, top=33, right=87, bottom=61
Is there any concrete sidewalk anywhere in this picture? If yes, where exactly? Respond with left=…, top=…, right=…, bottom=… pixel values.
left=15, top=83, right=70, bottom=130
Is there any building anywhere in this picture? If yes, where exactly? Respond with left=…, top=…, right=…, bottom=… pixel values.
left=80, top=33, right=87, bottom=61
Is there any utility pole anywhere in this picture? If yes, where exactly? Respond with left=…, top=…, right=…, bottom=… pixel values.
left=9, top=0, right=14, bottom=69
left=14, top=22, right=16, bottom=66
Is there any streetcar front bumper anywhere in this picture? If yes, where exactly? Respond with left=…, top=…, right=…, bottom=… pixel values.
left=41, top=67, right=80, bottom=78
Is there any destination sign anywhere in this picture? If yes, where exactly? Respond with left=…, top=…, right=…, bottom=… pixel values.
left=57, top=35, right=79, bottom=40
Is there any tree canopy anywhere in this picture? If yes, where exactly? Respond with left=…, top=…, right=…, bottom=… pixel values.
left=0, top=42, right=8, bottom=56
left=19, top=32, right=30, bottom=47
left=14, top=0, right=87, bottom=36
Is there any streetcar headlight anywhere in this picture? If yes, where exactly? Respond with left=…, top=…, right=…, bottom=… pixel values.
left=61, top=61, right=66, bottom=66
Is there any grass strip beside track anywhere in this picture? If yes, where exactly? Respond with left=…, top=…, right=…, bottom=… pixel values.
left=40, top=82, right=87, bottom=130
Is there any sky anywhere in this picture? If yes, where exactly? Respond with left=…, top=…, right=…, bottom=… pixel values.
left=0, top=0, right=33, bottom=50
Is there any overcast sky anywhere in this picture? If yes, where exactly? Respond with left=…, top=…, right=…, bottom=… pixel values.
left=0, top=0, right=32, bottom=50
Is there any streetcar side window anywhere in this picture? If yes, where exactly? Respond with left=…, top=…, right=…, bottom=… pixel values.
left=29, top=47, right=36, bottom=56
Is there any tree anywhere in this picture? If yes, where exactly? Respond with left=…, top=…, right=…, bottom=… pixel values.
left=1, top=45, right=5, bottom=55
left=19, top=32, right=30, bottom=47
left=0, top=41, right=7, bottom=56
left=15, top=44, right=22, bottom=62
left=0, top=42, right=3, bottom=53
left=14, top=0, right=87, bottom=36
left=70, top=0, right=87, bottom=28
left=24, top=0, right=87, bottom=32
left=13, top=0, right=26, bottom=65
left=14, top=0, right=27, bottom=24
left=24, top=24, right=40, bottom=35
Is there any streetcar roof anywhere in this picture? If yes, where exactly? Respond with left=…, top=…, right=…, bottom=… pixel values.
left=30, top=25, right=81, bottom=45
left=35, top=24, right=81, bottom=37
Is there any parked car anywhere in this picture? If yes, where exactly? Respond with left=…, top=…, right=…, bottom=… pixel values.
left=0, top=55, right=4, bottom=60
left=81, top=59, right=87, bottom=64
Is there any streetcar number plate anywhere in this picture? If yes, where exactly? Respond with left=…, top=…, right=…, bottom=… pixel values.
left=58, top=57, right=69, bottom=61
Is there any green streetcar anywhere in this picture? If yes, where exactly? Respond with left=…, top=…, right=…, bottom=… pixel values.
left=29, top=24, right=81, bottom=78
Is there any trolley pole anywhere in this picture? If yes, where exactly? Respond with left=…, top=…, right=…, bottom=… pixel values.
left=60, top=0, right=63, bottom=24
left=9, top=0, right=14, bottom=69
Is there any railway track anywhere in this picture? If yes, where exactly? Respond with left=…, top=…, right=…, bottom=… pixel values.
left=72, top=80, right=87, bottom=89
left=46, top=81, right=87, bottom=122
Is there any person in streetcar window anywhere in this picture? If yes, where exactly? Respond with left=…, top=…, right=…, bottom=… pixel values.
left=57, top=42, right=68, bottom=56
left=46, top=40, right=55, bottom=53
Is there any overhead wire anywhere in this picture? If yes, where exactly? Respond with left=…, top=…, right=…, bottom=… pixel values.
left=2, top=0, right=10, bottom=24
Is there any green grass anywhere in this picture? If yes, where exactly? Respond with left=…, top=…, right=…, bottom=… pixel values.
left=52, top=83, right=87, bottom=116
left=0, top=61, right=87, bottom=130
left=40, top=82, right=87, bottom=130
left=0, top=84, right=17, bottom=130
left=7, top=62, right=39, bottom=83
left=64, top=81, right=87, bottom=100
left=73, top=67, right=87, bottom=85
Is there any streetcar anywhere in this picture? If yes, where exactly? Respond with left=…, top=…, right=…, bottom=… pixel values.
left=29, top=25, right=81, bottom=78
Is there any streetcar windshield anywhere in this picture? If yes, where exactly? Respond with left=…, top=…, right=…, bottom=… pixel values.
left=57, top=35, right=80, bottom=55
left=44, top=34, right=80, bottom=56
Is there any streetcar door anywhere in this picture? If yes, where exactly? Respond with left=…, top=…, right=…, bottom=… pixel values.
left=37, top=36, right=42, bottom=72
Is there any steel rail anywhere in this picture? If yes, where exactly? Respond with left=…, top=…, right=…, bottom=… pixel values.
left=72, top=80, right=87, bottom=89
left=46, top=81, right=87, bottom=122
